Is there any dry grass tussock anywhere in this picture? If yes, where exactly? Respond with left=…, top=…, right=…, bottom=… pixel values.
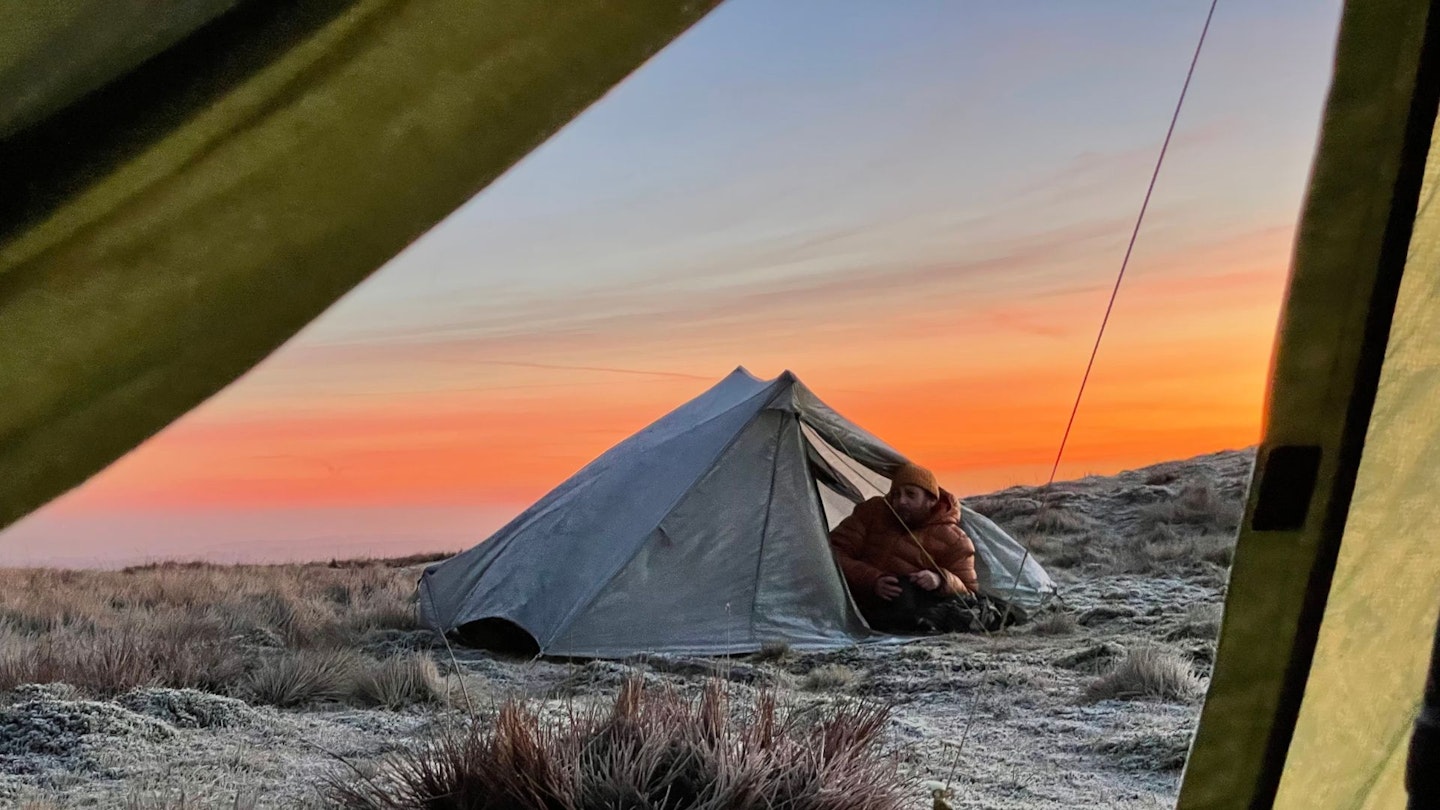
left=1117, top=481, right=1244, bottom=570
left=1028, top=611, right=1079, bottom=637
left=1010, top=485, right=1240, bottom=577
left=330, top=675, right=907, bottom=810
left=1167, top=603, right=1224, bottom=641
left=750, top=643, right=794, bottom=664
left=1140, top=482, right=1243, bottom=535
left=0, top=562, right=443, bottom=709
left=800, top=664, right=865, bottom=692
left=1021, top=507, right=1094, bottom=536
left=966, top=459, right=1247, bottom=577
left=1011, top=532, right=1096, bottom=572
left=19, top=791, right=259, bottom=809
left=1084, top=646, right=1204, bottom=703
left=241, top=649, right=361, bottom=708
left=1083, top=730, right=1191, bottom=772
left=353, top=654, right=449, bottom=709
left=122, top=793, right=259, bottom=810
left=1112, top=531, right=1233, bottom=577
left=1116, top=483, right=1240, bottom=573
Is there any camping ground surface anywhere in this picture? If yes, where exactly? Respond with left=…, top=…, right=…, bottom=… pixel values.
left=0, top=450, right=1250, bottom=809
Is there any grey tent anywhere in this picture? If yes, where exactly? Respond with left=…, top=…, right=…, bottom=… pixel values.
left=417, top=367, right=1056, bottom=658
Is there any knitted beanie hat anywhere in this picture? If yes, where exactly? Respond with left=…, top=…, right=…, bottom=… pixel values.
left=890, top=462, right=940, bottom=498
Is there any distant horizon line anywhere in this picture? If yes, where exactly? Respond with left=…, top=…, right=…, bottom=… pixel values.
left=0, top=444, right=1259, bottom=572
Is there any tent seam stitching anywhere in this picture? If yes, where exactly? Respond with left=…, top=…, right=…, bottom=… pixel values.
left=745, top=413, right=787, bottom=644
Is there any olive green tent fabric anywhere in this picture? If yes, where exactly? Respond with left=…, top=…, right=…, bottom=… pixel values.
left=1271, top=126, right=1440, bottom=809
left=1179, top=2, right=1440, bottom=807
left=0, top=1, right=719, bottom=531
left=0, top=1, right=239, bottom=137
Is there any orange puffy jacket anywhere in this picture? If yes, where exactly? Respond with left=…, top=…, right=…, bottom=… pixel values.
left=828, top=491, right=979, bottom=607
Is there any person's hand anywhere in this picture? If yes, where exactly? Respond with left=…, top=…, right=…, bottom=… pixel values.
left=874, top=576, right=902, bottom=601
left=909, top=570, right=942, bottom=591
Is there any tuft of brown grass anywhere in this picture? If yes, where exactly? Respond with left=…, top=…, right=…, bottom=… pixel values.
left=964, top=493, right=1039, bottom=524
left=1029, top=611, right=1080, bottom=637
left=353, top=654, right=449, bottom=709
left=1012, top=532, right=1097, bottom=571
left=0, top=630, right=248, bottom=697
left=1139, top=482, right=1243, bottom=536
left=322, top=551, right=457, bottom=569
left=1084, top=645, right=1203, bottom=703
left=970, top=461, right=1248, bottom=578
left=1084, top=730, right=1191, bottom=772
left=1023, top=508, right=1094, bottom=535
left=242, top=649, right=361, bottom=708
left=1167, top=603, right=1224, bottom=641
left=0, top=561, right=429, bottom=706
left=329, top=676, right=907, bottom=810
left=1143, top=469, right=1180, bottom=486
left=800, top=664, right=865, bottom=692
left=1112, top=497, right=1239, bottom=575
left=120, top=791, right=260, bottom=809
left=750, top=642, right=793, bottom=663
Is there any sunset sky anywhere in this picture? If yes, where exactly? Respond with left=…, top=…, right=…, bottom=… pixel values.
left=1, top=1, right=1345, bottom=566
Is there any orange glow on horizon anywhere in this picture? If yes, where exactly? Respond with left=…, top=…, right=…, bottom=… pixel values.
left=44, top=223, right=1293, bottom=516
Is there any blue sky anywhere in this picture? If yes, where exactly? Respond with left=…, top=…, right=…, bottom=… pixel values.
left=309, top=0, right=1340, bottom=348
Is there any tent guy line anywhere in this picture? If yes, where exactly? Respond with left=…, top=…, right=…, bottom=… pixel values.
left=1046, top=0, right=1220, bottom=489
left=1005, top=0, right=1220, bottom=628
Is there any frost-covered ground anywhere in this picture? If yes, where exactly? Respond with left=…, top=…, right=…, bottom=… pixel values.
left=0, top=450, right=1253, bottom=809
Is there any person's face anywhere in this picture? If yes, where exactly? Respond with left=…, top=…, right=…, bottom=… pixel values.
left=888, top=484, right=937, bottom=526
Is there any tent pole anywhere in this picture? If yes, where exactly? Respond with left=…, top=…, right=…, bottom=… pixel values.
left=1408, top=608, right=1440, bottom=808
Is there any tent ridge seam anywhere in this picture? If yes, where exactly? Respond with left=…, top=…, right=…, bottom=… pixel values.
left=745, top=413, right=788, bottom=643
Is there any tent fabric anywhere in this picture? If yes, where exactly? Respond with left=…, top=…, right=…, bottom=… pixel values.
left=0, top=0, right=720, bottom=533
left=1274, top=140, right=1440, bottom=807
left=1268, top=84, right=1440, bottom=808
left=964, top=507, right=1056, bottom=611
left=0, top=0, right=239, bottom=138
left=418, top=368, right=1058, bottom=658
left=1179, top=2, right=1440, bottom=807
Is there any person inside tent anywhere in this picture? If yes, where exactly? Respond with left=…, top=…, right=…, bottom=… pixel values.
left=829, top=462, right=997, bottom=634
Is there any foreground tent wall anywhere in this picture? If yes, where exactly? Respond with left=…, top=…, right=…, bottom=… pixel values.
left=1178, top=2, right=1440, bottom=807
left=0, top=0, right=720, bottom=533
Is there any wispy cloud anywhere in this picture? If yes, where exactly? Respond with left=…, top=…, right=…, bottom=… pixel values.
left=283, top=217, right=1133, bottom=366
left=439, top=360, right=713, bottom=381
left=271, top=221, right=1290, bottom=381
left=58, top=220, right=1291, bottom=513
